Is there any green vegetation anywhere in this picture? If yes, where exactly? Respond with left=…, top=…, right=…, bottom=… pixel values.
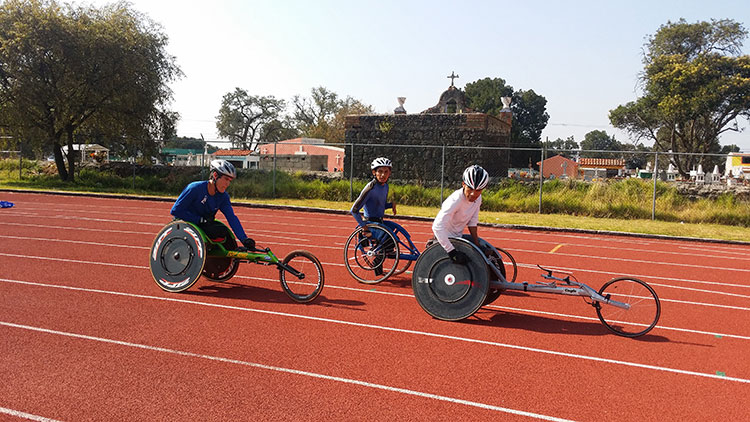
left=2, top=159, right=750, bottom=241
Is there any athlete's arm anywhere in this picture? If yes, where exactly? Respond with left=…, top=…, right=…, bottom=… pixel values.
left=219, top=197, right=248, bottom=241
left=350, top=180, right=375, bottom=228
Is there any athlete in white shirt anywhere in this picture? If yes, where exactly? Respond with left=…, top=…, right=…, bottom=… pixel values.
left=432, top=165, right=490, bottom=265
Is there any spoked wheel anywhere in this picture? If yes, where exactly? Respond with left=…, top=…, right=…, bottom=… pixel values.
left=595, top=277, right=661, bottom=337
left=149, top=221, right=206, bottom=293
left=392, top=256, right=412, bottom=276
left=344, top=224, right=399, bottom=284
left=280, top=250, right=324, bottom=303
left=202, top=236, right=239, bottom=282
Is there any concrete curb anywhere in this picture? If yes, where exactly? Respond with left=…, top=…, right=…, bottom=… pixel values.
left=2, top=187, right=748, bottom=246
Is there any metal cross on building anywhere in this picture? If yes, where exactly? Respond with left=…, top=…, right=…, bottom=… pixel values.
left=447, top=71, right=459, bottom=87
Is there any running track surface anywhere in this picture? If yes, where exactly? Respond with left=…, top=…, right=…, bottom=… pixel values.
left=1, top=191, right=748, bottom=421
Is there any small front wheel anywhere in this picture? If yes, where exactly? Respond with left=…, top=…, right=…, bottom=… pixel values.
left=279, top=250, right=324, bottom=303
left=595, top=277, right=660, bottom=337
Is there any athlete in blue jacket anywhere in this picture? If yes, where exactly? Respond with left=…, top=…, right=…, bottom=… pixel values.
left=171, top=159, right=255, bottom=250
left=350, top=157, right=397, bottom=275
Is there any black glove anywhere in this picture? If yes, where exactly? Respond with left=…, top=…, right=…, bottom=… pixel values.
left=242, top=237, right=256, bottom=251
left=448, top=249, right=468, bottom=265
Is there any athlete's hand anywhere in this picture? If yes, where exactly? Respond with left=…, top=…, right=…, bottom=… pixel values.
left=242, top=237, right=256, bottom=251
left=448, top=249, right=468, bottom=265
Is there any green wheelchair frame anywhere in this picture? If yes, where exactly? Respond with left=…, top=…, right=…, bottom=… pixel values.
left=149, top=220, right=324, bottom=303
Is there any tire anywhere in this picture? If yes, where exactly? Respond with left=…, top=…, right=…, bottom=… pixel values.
left=411, top=240, right=489, bottom=321
left=202, top=236, right=240, bottom=282
left=392, top=258, right=412, bottom=276
left=484, top=247, right=518, bottom=305
left=149, top=221, right=206, bottom=293
left=595, top=277, right=661, bottom=337
left=343, top=224, right=399, bottom=284
left=280, top=250, right=325, bottom=303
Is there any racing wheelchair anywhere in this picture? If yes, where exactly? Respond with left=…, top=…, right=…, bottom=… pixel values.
left=344, top=221, right=519, bottom=285
left=149, top=220, right=324, bottom=303
left=412, top=238, right=661, bottom=337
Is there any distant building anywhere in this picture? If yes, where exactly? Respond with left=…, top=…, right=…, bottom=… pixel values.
left=161, top=148, right=206, bottom=166
left=536, top=155, right=579, bottom=179
left=61, top=144, right=109, bottom=163
left=260, top=138, right=345, bottom=172
left=578, top=157, right=625, bottom=181
left=212, top=150, right=259, bottom=169
left=725, top=152, right=750, bottom=179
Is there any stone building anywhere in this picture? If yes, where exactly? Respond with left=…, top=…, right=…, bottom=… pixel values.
left=344, top=79, right=512, bottom=183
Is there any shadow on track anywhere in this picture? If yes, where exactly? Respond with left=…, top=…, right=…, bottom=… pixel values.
left=464, top=309, right=670, bottom=342
left=182, top=281, right=365, bottom=310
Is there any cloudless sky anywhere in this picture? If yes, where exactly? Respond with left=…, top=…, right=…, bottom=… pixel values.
left=87, top=0, right=750, bottom=149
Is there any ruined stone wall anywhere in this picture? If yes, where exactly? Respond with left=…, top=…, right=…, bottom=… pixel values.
left=258, top=154, right=328, bottom=172
left=344, top=113, right=511, bottom=183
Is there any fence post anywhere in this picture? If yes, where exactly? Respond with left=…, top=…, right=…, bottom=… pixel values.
left=538, top=140, right=546, bottom=213
left=349, top=143, right=355, bottom=201
left=272, top=141, right=277, bottom=198
left=440, top=144, right=446, bottom=203
left=132, top=157, right=136, bottom=190
left=18, top=143, right=22, bottom=180
left=652, top=151, right=659, bottom=220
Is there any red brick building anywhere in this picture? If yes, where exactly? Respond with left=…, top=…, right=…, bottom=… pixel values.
left=259, top=138, right=345, bottom=172
left=536, top=155, right=579, bottom=179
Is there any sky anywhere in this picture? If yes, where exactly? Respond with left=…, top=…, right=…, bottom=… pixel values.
left=86, top=0, right=750, bottom=150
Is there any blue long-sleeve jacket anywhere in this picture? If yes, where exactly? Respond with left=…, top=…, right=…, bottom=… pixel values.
left=170, top=181, right=248, bottom=241
left=350, top=179, right=393, bottom=227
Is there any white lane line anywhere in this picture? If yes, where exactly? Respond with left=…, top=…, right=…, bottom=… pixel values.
left=0, top=322, right=573, bottom=422
left=2, top=279, right=749, bottom=384
left=0, top=407, right=61, bottom=422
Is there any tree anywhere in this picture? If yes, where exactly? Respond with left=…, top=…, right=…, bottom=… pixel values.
left=609, top=19, right=750, bottom=177
left=547, top=135, right=579, bottom=158
left=465, top=77, right=550, bottom=168
left=0, top=0, right=182, bottom=180
left=215, top=88, right=287, bottom=150
left=291, top=86, right=373, bottom=144
left=579, top=130, right=623, bottom=158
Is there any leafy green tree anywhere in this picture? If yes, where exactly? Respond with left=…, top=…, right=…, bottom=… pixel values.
left=579, top=130, right=623, bottom=158
left=465, top=77, right=550, bottom=168
left=547, top=135, right=579, bottom=157
left=215, top=88, right=287, bottom=150
left=0, top=0, right=182, bottom=179
left=292, top=86, right=373, bottom=144
left=610, top=19, right=750, bottom=177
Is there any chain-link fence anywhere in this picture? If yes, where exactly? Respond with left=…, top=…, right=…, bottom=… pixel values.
left=3, top=141, right=749, bottom=223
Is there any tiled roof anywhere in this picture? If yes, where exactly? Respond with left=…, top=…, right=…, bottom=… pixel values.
left=213, top=149, right=254, bottom=156
left=578, top=158, right=625, bottom=167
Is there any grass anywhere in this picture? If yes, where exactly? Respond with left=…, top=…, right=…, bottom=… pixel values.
left=2, top=159, right=750, bottom=243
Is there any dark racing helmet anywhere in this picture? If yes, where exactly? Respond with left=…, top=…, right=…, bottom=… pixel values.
left=210, top=159, right=236, bottom=179
left=462, top=164, right=489, bottom=190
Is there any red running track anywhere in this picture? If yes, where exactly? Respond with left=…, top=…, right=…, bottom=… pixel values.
left=1, top=191, right=748, bottom=421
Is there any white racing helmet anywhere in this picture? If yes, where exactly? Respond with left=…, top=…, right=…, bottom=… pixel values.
left=210, top=159, right=236, bottom=179
left=370, top=157, right=392, bottom=170
left=462, top=164, right=489, bottom=190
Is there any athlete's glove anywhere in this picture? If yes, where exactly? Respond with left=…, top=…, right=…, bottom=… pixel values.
left=242, top=237, right=256, bottom=251
left=448, top=249, right=468, bottom=265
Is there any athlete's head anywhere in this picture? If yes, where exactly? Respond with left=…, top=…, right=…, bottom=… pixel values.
left=370, top=157, right=392, bottom=184
left=209, top=159, right=236, bottom=193
left=462, top=164, right=488, bottom=202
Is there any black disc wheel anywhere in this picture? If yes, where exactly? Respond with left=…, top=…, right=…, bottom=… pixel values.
left=595, top=277, right=661, bottom=337
left=344, top=224, right=399, bottom=284
left=280, top=250, right=325, bottom=303
left=149, top=221, right=206, bottom=293
left=411, top=240, right=489, bottom=321
left=203, top=236, right=240, bottom=282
